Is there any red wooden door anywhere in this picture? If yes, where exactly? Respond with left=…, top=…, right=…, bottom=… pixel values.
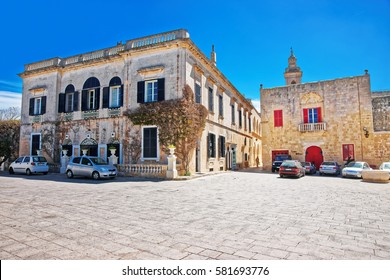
left=305, top=146, right=323, bottom=170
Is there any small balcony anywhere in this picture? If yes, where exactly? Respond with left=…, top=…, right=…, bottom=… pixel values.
left=298, top=122, right=327, bottom=132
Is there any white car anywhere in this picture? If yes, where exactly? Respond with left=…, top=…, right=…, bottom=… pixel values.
left=9, top=155, right=49, bottom=175
left=342, top=161, right=371, bottom=178
left=379, top=162, right=390, bottom=179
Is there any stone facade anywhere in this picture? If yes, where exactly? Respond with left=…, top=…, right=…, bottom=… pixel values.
left=19, top=29, right=261, bottom=174
left=261, top=53, right=390, bottom=170
left=372, top=91, right=390, bottom=132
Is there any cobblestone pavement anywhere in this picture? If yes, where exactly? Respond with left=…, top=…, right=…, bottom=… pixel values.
left=1, top=170, right=390, bottom=260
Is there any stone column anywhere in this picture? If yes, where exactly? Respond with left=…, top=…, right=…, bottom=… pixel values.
left=166, top=147, right=178, bottom=179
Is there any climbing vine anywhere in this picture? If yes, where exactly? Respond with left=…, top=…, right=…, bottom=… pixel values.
left=125, top=85, right=207, bottom=174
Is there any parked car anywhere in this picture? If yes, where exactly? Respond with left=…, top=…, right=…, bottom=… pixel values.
left=279, top=160, right=305, bottom=178
left=379, top=162, right=390, bottom=179
left=342, top=161, right=372, bottom=178
left=272, top=154, right=292, bottom=173
left=319, top=161, right=341, bottom=176
left=66, top=156, right=117, bottom=180
left=9, top=155, right=49, bottom=175
left=301, top=162, right=316, bottom=174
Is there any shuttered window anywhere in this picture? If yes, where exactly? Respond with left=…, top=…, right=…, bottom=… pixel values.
left=342, top=144, right=354, bottom=161
left=137, top=78, right=165, bottom=103
left=219, top=136, right=226, bottom=158
left=29, top=97, right=46, bottom=116
left=143, top=127, right=158, bottom=159
left=303, top=107, right=322, bottom=123
left=195, top=83, right=201, bottom=104
left=274, top=110, right=283, bottom=127
left=208, top=87, right=214, bottom=112
left=207, top=133, right=216, bottom=158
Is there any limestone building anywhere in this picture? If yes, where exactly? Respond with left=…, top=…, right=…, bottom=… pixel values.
left=19, top=29, right=261, bottom=174
left=261, top=50, right=390, bottom=170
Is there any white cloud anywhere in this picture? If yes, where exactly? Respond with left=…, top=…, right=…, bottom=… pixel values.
left=251, top=99, right=261, bottom=112
left=0, top=91, right=22, bottom=109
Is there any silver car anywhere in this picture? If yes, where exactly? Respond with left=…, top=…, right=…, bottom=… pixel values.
left=9, top=155, right=49, bottom=175
left=342, top=161, right=371, bottom=178
left=66, top=156, right=117, bottom=180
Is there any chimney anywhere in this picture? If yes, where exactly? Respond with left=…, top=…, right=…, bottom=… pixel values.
left=210, top=45, right=217, bottom=66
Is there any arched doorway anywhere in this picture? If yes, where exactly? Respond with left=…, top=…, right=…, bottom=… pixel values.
left=80, top=137, right=98, bottom=156
left=305, top=146, right=323, bottom=170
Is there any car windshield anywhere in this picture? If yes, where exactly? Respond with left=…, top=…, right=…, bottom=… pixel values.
left=347, top=162, right=363, bottom=168
left=302, top=162, right=310, bottom=166
left=32, top=156, right=47, bottom=162
left=90, top=158, right=108, bottom=165
left=322, top=162, right=335, bottom=166
left=281, top=161, right=297, bottom=167
left=383, top=163, right=390, bottom=169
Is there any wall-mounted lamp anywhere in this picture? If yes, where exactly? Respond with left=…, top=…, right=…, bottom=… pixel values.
left=363, top=127, right=369, bottom=138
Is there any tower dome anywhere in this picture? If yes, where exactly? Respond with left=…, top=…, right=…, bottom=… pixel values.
left=284, top=48, right=302, bottom=85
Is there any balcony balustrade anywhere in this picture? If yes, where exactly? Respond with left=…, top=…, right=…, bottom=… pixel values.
left=298, top=122, right=327, bottom=132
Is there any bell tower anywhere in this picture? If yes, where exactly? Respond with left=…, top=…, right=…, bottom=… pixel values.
left=284, top=48, right=302, bottom=85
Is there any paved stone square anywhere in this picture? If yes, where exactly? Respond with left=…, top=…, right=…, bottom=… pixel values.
left=0, top=170, right=390, bottom=260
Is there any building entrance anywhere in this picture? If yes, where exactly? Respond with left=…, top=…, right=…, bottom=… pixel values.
left=305, top=146, right=323, bottom=170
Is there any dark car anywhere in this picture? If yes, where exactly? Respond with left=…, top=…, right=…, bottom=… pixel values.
left=301, top=162, right=316, bottom=175
left=279, top=160, right=305, bottom=178
left=272, top=154, right=292, bottom=173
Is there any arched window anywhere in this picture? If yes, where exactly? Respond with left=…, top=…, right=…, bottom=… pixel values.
left=103, top=77, right=123, bottom=108
left=82, top=77, right=100, bottom=111
left=58, top=84, right=79, bottom=113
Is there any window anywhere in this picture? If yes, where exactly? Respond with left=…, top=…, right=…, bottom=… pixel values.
left=110, top=86, right=120, bottom=107
left=248, top=116, right=252, bottom=132
left=303, top=107, right=322, bottom=123
left=238, top=108, right=242, bottom=128
left=34, top=97, right=42, bottom=115
left=219, top=136, right=226, bottom=158
left=23, top=157, right=30, bottom=163
left=208, top=87, right=214, bottom=112
left=208, top=133, right=216, bottom=158
left=231, top=104, right=235, bottom=124
left=342, top=144, right=354, bottom=161
left=59, top=84, right=79, bottom=113
left=218, top=95, right=223, bottom=117
left=15, top=157, right=23, bottom=163
left=143, top=127, right=158, bottom=159
left=137, top=79, right=164, bottom=103
left=146, top=80, right=158, bottom=102
left=244, top=111, right=247, bottom=130
left=88, top=90, right=96, bottom=110
left=81, top=157, right=91, bottom=165
left=103, top=77, right=123, bottom=109
left=274, top=110, right=283, bottom=127
left=29, top=97, right=46, bottom=116
left=195, top=83, right=201, bottom=104
left=82, top=77, right=100, bottom=111
left=66, top=93, right=74, bottom=112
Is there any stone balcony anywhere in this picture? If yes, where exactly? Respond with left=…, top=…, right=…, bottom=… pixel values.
left=298, top=122, right=327, bottom=132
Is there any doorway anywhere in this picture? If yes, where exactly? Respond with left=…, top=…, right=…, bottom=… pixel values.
left=305, top=146, right=323, bottom=170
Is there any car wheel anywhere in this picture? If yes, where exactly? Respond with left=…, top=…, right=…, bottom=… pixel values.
left=280, top=174, right=284, bottom=178
left=66, top=170, right=73, bottom=179
left=26, top=169, right=32, bottom=176
left=92, top=171, right=100, bottom=180
left=43, top=172, right=48, bottom=175
left=9, top=168, right=14, bottom=174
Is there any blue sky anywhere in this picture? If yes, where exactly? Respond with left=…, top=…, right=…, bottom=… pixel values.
left=0, top=0, right=389, bottom=110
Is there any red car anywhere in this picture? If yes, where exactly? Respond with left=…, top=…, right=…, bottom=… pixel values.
left=279, top=160, right=305, bottom=178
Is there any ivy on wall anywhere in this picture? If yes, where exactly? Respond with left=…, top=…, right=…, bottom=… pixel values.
left=125, top=85, right=208, bottom=174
